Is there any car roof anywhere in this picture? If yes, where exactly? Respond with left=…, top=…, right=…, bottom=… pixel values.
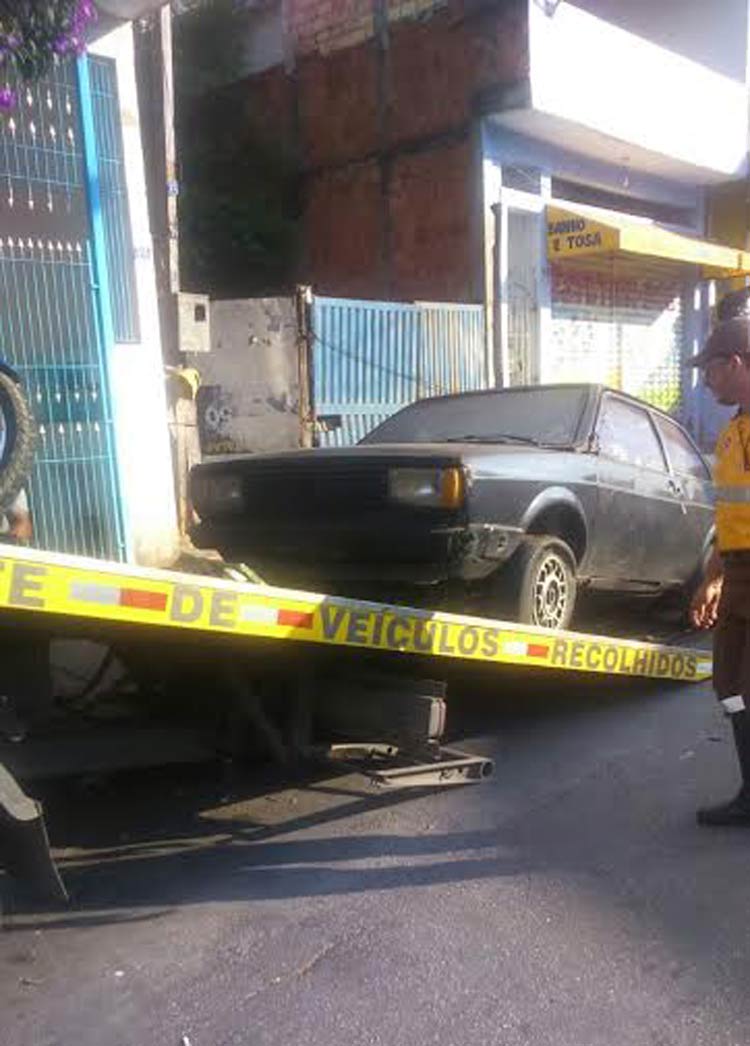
left=399, top=384, right=681, bottom=425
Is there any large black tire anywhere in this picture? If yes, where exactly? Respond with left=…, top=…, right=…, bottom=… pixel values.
left=0, top=371, right=36, bottom=510
left=491, top=536, right=578, bottom=630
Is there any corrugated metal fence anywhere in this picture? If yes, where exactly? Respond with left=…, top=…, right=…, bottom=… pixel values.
left=311, top=296, right=487, bottom=446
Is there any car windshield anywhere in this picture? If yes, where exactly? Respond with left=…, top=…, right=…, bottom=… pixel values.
left=360, top=387, right=588, bottom=446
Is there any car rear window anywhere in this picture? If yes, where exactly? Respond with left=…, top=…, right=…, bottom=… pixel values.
left=654, top=416, right=710, bottom=480
left=361, top=387, right=588, bottom=445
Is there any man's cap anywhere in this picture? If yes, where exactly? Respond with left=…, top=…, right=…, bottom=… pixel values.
left=717, top=286, right=750, bottom=322
left=688, top=316, right=750, bottom=367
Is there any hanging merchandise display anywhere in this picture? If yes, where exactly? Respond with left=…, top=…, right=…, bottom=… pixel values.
left=549, top=262, right=685, bottom=413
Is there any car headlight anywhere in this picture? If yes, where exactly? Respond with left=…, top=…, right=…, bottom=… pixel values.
left=387, top=466, right=465, bottom=508
left=191, top=472, right=245, bottom=516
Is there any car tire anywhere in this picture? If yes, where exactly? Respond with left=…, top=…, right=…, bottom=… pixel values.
left=492, top=536, right=578, bottom=630
left=0, top=370, right=36, bottom=510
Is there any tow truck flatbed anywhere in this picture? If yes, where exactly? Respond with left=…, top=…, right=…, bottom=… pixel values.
left=0, top=544, right=712, bottom=683
left=0, top=543, right=712, bottom=902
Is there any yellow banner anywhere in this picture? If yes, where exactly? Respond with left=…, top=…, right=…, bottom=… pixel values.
left=0, top=548, right=712, bottom=683
left=547, top=204, right=749, bottom=275
left=547, top=207, right=620, bottom=260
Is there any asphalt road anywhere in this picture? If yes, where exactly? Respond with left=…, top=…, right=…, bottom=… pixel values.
left=2, top=626, right=749, bottom=1046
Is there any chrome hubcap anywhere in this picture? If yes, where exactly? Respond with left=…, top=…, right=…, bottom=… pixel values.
left=533, top=553, right=569, bottom=628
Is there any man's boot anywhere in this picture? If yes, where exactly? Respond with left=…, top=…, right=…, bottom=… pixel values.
left=697, top=708, right=750, bottom=825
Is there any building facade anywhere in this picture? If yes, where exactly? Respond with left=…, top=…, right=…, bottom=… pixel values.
left=182, top=0, right=750, bottom=448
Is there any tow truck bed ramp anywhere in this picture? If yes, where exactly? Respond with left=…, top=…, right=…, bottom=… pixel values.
left=0, top=544, right=711, bottom=683
left=0, top=544, right=711, bottom=901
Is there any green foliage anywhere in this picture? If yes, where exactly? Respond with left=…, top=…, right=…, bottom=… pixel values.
left=173, top=0, right=248, bottom=97
left=178, top=111, right=299, bottom=296
left=174, top=2, right=299, bottom=295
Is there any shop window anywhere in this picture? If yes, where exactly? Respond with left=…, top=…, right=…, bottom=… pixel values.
left=501, top=166, right=542, bottom=194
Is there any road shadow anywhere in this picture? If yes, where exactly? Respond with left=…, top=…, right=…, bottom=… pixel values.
left=0, top=654, right=705, bottom=928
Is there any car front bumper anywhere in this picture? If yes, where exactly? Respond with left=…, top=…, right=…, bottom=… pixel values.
left=191, top=520, right=524, bottom=585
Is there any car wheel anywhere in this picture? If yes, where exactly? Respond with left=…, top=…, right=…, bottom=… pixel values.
left=493, top=536, right=578, bottom=630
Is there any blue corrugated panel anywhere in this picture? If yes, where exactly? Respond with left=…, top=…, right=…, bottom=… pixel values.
left=312, top=296, right=487, bottom=446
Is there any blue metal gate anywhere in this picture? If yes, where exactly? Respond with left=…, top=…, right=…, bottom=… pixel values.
left=0, top=60, right=125, bottom=559
left=311, top=296, right=487, bottom=446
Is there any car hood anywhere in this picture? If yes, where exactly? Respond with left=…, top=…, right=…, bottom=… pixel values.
left=202, top=442, right=580, bottom=469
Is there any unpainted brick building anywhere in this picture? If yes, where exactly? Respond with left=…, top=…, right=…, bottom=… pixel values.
left=185, top=0, right=527, bottom=302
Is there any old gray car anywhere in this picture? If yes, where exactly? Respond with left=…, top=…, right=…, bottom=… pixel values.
left=190, top=384, right=714, bottom=629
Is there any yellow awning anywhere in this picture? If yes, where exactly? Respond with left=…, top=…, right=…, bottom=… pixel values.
left=547, top=205, right=750, bottom=278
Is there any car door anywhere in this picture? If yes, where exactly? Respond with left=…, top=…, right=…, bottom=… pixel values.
left=652, top=413, right=714, bottom=582
left=590, top=394, right=682, bottom=584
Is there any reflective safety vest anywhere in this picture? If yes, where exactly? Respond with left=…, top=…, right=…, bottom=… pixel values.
left=714, top=412, right=750, bottom=550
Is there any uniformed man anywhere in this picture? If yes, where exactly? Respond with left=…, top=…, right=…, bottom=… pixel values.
left=691, top=315, right=750, bottom=824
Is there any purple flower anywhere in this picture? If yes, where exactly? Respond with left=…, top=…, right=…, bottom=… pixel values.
left=53, top=1, right=98, bottom=56
left=72, top=1, right=97, bottom=34
left=0, top=35, right=19, bottom=59
left=0, top=87, right=17, bottom=111
left=0, top=0, right=99, bottom=82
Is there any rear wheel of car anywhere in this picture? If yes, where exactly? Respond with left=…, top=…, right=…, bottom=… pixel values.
left=492, top=536, right=578, bottom=630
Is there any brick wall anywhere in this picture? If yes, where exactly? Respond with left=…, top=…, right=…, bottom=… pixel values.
left=387, top=10, right=472, bottom=145
left=286, top=0, right=447, bottom=57
left=186, top=0, right=527, bottom=300
left=306, top=161, right=384, bottom=297
left=299, top=43, right=379, bottom=167
left=389, top=139, right=474, bottom=301
left=298, top=0, right=526, bottom=301
left=304, top=139, right=474, bottom=299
